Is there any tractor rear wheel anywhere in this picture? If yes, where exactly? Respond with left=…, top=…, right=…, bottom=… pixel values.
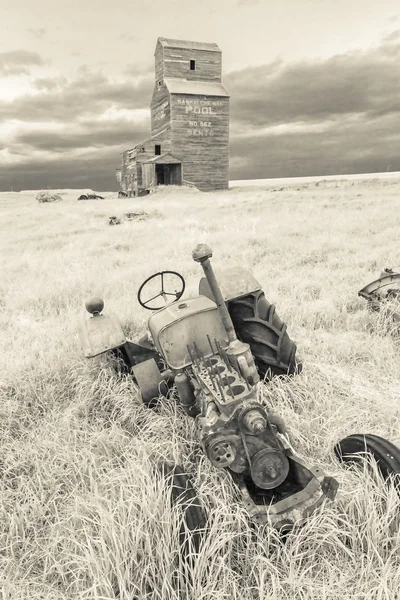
left=228, top=290, right=302, bottom=380
left=160, top=463, right=207, bottom=555
left=334, top=434, right=400, bottom=485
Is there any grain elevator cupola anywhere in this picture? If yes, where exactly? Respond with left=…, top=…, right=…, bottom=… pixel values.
left=118, top=37, right=230, bottom=195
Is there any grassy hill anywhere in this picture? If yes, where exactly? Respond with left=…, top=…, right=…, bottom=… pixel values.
left=1, top=180, right=400, bottom=599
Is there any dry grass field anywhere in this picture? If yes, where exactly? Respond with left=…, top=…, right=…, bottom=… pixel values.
left=1, top=177, right=400, bottom=599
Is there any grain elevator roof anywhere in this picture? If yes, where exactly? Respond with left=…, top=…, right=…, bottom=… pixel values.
left=157, top=38, right=221, bottom=52
left=164, top=78, right=229, bottom=97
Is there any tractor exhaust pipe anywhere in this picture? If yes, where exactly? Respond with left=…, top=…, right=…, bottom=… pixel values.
left=192, top=244, right=260, bottom=385
left=192, top=244, right=237, bottom=343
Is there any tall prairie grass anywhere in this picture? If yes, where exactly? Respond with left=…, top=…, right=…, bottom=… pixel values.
left=1, top=179, right=400, bottom=599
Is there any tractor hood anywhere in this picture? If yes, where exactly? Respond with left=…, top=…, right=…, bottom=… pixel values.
left=148, top=296, right=229, bottom=370
left=199, top=266, right=261, bottom=303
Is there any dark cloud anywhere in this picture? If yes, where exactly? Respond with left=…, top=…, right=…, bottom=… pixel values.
left=229, top=112, right=400, bottom=180
left=0, top=50, right=45, bottom=76
left=0, top=151, right=123, bottom=191
left=0, top=69, right=153, bottom=122
left=14, top=118, right=149, bottom=152
left=226, top=36, right=400, bottom=127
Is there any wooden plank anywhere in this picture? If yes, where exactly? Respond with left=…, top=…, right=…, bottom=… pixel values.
left=151, top=83, right=170, bottom=135
left=170, top=94, right=229, bottom=190
left=142, top=164, right=156, bottom=188
left=162, top=46, right=222, bottom=81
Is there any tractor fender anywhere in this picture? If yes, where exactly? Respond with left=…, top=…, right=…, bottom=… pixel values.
left=359, top=272, right=400, bottom=300
left=199, top=266, right=261, bottom=303
left=79, top=310, right=127, bottom=358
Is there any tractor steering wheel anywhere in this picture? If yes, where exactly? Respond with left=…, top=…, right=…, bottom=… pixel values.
left=137, top=271, right=185, bottom=311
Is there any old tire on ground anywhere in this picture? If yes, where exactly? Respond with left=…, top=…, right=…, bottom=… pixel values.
left=334, top=434, right=400, bottom=484
left=228, top=290, right=302, bottom=380
left=160, top=463, right=207, bottom=555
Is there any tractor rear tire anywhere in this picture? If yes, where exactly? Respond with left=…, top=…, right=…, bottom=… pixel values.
left=334, top=434, right=400, bottom=485
left=228, top=290, right=302, bottom=380
left=160, top=463, right=207, bottom=555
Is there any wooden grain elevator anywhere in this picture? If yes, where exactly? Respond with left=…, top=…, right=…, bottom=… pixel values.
left=116, top=37, right=230, bottom=194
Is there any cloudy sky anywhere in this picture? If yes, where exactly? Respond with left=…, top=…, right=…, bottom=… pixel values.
left=1, top=0, right=400, bottom=190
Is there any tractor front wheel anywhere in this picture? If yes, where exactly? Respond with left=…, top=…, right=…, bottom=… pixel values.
left=228, top=290, right=302, bottom=380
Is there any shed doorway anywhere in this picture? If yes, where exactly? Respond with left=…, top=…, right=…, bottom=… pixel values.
left=156, top=163, right=182, bottom=186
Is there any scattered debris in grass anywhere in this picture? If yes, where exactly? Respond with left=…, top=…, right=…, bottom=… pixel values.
left=36, top=191, right=62, bottom=203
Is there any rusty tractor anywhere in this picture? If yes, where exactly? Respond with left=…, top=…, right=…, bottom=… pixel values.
left=78, top=246, right=400, bottom=550
left=79, top=244, right=341, bottom=536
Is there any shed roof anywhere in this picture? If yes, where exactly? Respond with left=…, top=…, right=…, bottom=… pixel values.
left=132, top=127, right=170, bottom=151
left=145, top=153, right=182, bottom=164
left=164, top=78, right=229, bottom=97
left=157, top=37, right=221, bottom=52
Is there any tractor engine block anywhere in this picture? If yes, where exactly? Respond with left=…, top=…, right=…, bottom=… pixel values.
left=187, top=352, right=290, bottom=490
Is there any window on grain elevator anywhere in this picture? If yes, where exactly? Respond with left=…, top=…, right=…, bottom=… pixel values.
left=155, top=144, right=161, bottom=155
left=190, top=59, right=196, bottom=71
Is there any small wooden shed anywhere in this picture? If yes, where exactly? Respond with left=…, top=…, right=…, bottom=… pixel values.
left=117, top=37, right=230, bottom=194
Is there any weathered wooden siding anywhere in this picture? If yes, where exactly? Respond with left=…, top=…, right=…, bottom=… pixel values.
left=170, top=94, right=229, bottom=190
left=151, top=83, right=170, bottom=136
left=161, top=46, right=221, bottom=82
left=142, top=163, right=156, bottom=188
left=135, top=129, right=172, bottom=162
left=154, top=42, right=164, bottom=84
left=120, top=129, right=172, bottom=194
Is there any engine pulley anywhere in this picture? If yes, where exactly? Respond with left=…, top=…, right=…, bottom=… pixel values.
left=208, top=438, right=236, bottom=468
left=250, top=448, right=290, bottom=489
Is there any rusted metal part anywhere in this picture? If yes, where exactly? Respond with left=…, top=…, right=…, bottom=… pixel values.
left=358, top=271, right=400, bottom=301
left=78, top=193, right=104, bottom=200
left=359, top=270, right=400, bottom=323
left=189, top=347, right=338, bottom=526
left=193, top=244, right=259, bottom=386
left=250, top=448, right=290, bottom=489
left=193, top=244, right=238, bottom=344
left=230, top=458, right=339, bottom=529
